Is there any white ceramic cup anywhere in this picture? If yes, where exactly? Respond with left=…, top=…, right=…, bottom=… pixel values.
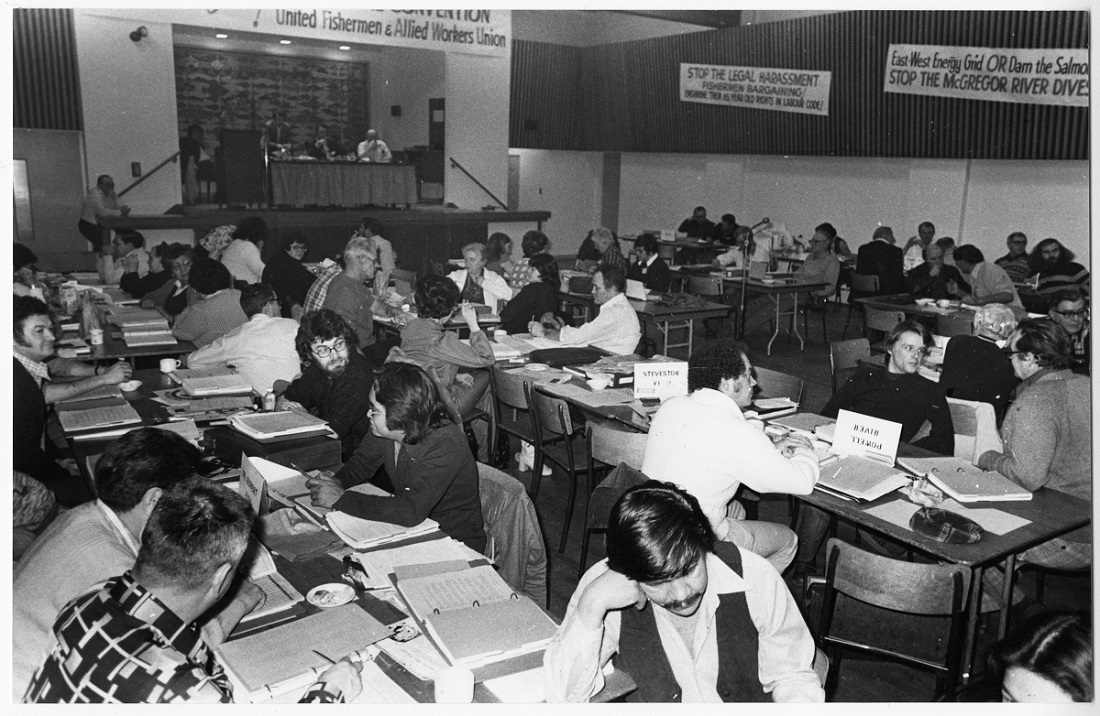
left=89, top=328, right=104, bottom=345
left=159, top=358, right=181, bottom=374
left=434, top=666, right=474, bottom=704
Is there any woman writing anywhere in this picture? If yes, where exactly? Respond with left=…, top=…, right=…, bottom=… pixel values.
left=499, top=254, right=564, bottom=335
left=306, top=362, right=485, bottom=552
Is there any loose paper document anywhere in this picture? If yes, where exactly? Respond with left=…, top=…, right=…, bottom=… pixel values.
left=831, top=409, right=902, bottom=465
left=182, top=373, right=253, bottom=397
left=397, top=564, right=516, bottom=617
left=769, top=413, right=837, bottom=440
left=353, top=539, right=474, bottom=589
left=326, top=511, right=439, bottom=550
left=816, top=456, right=911, bottom=502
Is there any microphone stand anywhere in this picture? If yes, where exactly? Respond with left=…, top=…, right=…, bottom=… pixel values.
left=736, top=217, right=770, bottom=338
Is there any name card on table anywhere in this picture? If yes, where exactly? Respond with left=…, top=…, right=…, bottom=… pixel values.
left=238, top=454, right=271, bottom=516
left=633, top=361, right=688, bottom=402
left=830, top=409, right=902, bottom=466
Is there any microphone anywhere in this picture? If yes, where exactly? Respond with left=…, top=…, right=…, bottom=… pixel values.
left=749, top=217, right=770, bottom=231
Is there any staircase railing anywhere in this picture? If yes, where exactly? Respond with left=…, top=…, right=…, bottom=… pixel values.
left=117, top=151, right=180, bottom=197
left=448, top=157, right=507, bottom=210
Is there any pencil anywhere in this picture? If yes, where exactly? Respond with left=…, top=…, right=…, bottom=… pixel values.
left=311, top=649, right=336, bottom=665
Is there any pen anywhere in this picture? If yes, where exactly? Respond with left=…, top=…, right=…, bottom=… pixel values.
left=311, top=649, right=336, bottom=665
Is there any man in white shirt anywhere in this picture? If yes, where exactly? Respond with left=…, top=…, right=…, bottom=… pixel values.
left=354, top=217, right=397, bottom=294
left=78, top=174, right=130, bottom=251
left=357, top=129, right=392, bottom=163
left=902, top=221, right=936, bottom=274
left=96, top=229, right=150, bottom=285
left=186, top=283, right=301, bottom=393
left=950, top=244, right=1023, bottom=308
left=642, top=339, right=818, bottom=573
left=544, top=481, right=824, bottom=703
left=532, top=263, right=641, bottom=355
left=220, top=217, right=267, bottom=285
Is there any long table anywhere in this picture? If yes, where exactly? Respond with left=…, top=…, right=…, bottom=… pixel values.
left=270, top=161, right=417, bottom=208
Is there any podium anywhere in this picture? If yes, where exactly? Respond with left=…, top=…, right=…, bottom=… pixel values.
left=220, top=129, right=264, bottom=207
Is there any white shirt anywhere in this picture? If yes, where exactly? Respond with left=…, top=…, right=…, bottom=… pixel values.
left=557, top=292, right=641, bottom=356
left=447, top=268, right=513, bottom=309
left=642, top=388, right=818, bottom=539
left=543, top=551, right=824, bottom=703
left=357, top=138, right=392, bottom=163
left=716, top=243, right=770, bottom=268
left=968, top=261, right=1023, bottom=307
left=903, top=241, right=926, bottom=273
left=97, top=247, right=150, bottom=284
left=186, top=313, right=301, bottom=393
left=220, top=239, right=266, bottom=284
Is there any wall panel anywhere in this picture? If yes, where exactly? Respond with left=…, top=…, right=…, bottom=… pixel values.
left=14, top=8, right=83, bottom=130
left=513, top=10, right=1088, bottom=159
left=510, top=41, right=584, bottom=149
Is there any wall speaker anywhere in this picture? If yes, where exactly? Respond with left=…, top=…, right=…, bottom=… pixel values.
left=391, top=105, right=402, bottom=117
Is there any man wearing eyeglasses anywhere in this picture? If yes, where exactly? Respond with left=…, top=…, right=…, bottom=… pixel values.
left=185, top=284, right=300, bottom=394
left=740, top=225, right=840, bottom=336
left=275, top=309, right=374, bottom=460
left=1047, top=289, right=1089, bottom=375
left=977, top=319, right=1091, bottom=573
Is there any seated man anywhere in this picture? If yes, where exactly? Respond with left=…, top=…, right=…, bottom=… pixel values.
left=995, top=231, right=1032, bottom=284
left=576, top=227, right=626, bottom=274
left=96, top=229, right=150, bottom=285
left=709, top=213, right=738, bottom=245
left=902, top=221, right=935, bottom=275
left=544, top=480, right=824, bottom=703
left=977, top=319, right=1091, bottom=570
left=23, top=481, right=361, bottom=703
left=356, top=129, right=392, bottom=163
left=854, top=226, right=905, bottom=296
left=678, top=205, right=715, bottom=239
left=533, top=262, right=641, bottom=356
left=12, top=429, right=220, bottom=699
left=14, top=296, right=131, bottom=506
left=1032, top=238, right=1090, bottom=310
left=321, top=236, right=386, bottom=363
left=626, top=232, right=671, bottom=292
left=1047, top=288, right=1089, bottom=374
left=186, top=283, right=301, bottom=394
left=353, top=217, right=396, bottom=295
left=742, top=226, right=840, bottom=335
left=905, top=242, right=969, bottom=300
left=261, top=232, right=316, bottom=316
left=275, top=309, right=373, bottom=461
left=935, top=236, right=958, bottom=267
left=951, top=245, right=1023, bottom=308
left=143, top=244, right=195, bottom=316
left=120, top=241, right=172, bottom=299
left=171, top=260, right=247, bottom=348
left=641, top=339, right=818, bottom=573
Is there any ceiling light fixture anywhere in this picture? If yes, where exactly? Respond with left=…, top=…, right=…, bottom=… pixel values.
left=215, top=33, right=228, bottom=39
left=279, top=39, right=292, bottom=45
left=339, top=45, right=351, bottom=51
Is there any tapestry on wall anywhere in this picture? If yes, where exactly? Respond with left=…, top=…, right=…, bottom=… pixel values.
left=174, top=48, right=370, bottom=153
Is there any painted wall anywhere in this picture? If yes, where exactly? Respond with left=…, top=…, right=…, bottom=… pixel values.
left=444, top=52, right=510, bottom=210
left=513, top=150, right=1090, bottom=266
left=370, top=47, right=445, bottom=151
left=512, top=10, right=709, bottom=47
left=13, top=129, right=87, bottom=252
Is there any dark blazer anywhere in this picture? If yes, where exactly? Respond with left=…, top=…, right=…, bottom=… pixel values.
left=855, top=240, right=906, bottom=296
left=906, top=263, right=970, bottom=299
left=627, top=256, right=671, bottom=292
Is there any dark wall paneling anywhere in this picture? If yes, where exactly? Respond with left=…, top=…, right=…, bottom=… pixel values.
left=512, top=10, right=1087, bottom=159
left=174, top=48, right=370, bottom=155
left=14, top=9, right=82, bottom=130
left=509, top=40, right=585, bottom=149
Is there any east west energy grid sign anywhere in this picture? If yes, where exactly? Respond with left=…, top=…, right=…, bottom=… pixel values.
left=884, top=45, right=1088, bottom=107
left=680, top=63, right=833, bottom=116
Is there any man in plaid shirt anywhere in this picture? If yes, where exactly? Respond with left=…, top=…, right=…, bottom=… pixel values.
left=24, top=482, right=361, bottom=704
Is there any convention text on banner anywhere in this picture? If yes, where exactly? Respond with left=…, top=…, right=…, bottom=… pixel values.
left=680, top=63, right=832, bottom=116
left=883, top=44, right=1088, bottom=107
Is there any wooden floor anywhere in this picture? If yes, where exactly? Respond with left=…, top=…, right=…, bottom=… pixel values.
left=496, top=300, right=1092, bottom=702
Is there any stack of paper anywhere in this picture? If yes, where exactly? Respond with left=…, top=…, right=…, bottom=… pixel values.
left=57, top=403, right=143, bottom=435
left=326, top=511, right=439, bottom=550
left=56, top=384, right=124, bottom=405
left=239, top=543, right=305, bottom=624
left=182, top=373, right=254, bottom=397
left=814, top=456, right=911, bottom=503
left=230, top=411, right=333, bottom=442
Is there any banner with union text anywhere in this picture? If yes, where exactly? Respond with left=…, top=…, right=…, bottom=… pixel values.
left=883, top=44, right=1088, bottom=107
left=680, top=63, right=833, bottom=116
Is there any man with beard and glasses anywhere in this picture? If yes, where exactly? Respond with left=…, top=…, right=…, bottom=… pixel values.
left=1032, top=238, right=1090, bottom=311
left=273, top=309, right=373, bottom=459
left=544, top=481, right=823, bottom=703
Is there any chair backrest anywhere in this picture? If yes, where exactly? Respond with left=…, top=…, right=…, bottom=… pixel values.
left=829, top=338, right=871, bottom=393
left=946, top=397, right=1003, bottom=462
left=862, top=306, right=906, bottom=334
left=391, top=268, right=416, bottom=297
left=753, top=366, right=804, bottom=404
left=936, top=311, right=974, bottom=338
left=588, top=423, right=648, bottom=471
left=530, top=385, right=576, bottom=438
left=687, top=275, right=723, bottom=298
left=476, top=462, right=548, bottom=605
left=589, top=462, right=650, bottom=531
left=820, top=538, right=970, bottom=697
left=492, top=365, right=532, bottom=413
left=849, top=272, right=880, bottom=293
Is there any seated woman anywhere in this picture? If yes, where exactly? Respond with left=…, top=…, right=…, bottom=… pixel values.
left=990, top=611, right=1091, bottom=702
left=714, top=226, right=771, bottom=268
left=394, top=273, right=495, bottom=418
left=791, top=319, right=954, bottom=580
left=306, top=362, right=486, bottom=552
left=486, top=231, right=528, bottom=289
left=626, top=233, right=671, bottom=292
left=938, top=303, right=1019, bottom=425
left=446, top=242, right=512, bottom=310
left=499, top=254, right=565, bottom=335
left=142, top=244, right=195, bottom=317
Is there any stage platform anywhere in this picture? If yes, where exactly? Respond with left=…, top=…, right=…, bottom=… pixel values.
left=102, top=206, right=550, bottom=272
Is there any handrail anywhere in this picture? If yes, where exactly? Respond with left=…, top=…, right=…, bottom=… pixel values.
left=118, top=151, right=181, bottom=197
left=449, top=157, right=508, bottom=210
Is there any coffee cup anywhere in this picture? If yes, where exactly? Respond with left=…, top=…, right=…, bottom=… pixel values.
left=160, top=358, right=181, bottom=374
left=433, top=666, right=473, bottom=704
left=937, top=299, right=952, bottom=308
left=89, top=328, right=104, bottom=345
left=586, top=374, right=612, bottom=391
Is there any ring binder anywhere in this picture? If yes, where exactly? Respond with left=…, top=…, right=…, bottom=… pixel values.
left=472, top=600, right=480, bottom=607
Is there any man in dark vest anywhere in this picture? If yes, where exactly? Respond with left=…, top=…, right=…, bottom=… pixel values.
left=544, top=480, right=824, bottom=703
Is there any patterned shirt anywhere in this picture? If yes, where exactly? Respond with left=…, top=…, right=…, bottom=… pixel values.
left=14, top=352, right=50, bottom=388
left=994, top=253, right=1033, bottom=284
left=1036, top=262, right=1090, bottom=299
left=304, top=265, right=342, bottom=314
left=24, top=572, right=344, bottom=704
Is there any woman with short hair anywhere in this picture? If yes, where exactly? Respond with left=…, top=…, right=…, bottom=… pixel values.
left=305, top=362, right=486, bottom=552
left=938, top=303, right=1019, bottom=424
left=446, top=242, right=512, bottom=309
left=499, top=254, right=564, bottom=335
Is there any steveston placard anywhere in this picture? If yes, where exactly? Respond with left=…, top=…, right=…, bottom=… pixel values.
left=830, top=409, right=902, bottom=466
left=680, top=63, right=832, bottom=116
left=633, top=361, right=688, bottom=402
left=883, top=44, right=1088, bottom=107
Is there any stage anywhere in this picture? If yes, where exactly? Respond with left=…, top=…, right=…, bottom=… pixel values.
left=101, top=206, right=550, bottom=272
